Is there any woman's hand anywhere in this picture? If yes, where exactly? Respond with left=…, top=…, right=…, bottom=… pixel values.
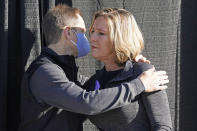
left=134, top=54, right=150, bottom=64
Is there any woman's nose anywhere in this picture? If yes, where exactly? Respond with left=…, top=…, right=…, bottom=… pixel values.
left=90, top=33, right=97, bottom=42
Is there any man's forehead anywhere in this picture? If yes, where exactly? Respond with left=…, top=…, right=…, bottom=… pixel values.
left=72, top=27, right=86, bottom=33
left=71, top=14, right=86, bottom=32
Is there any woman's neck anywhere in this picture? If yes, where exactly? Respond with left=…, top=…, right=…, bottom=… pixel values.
left=104, top=61, right=124, bottom=71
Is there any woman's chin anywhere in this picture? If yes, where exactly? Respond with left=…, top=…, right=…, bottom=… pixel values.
left=91, top=54, right=100, bottom=60
left=91, top=52, right=97, bottom=58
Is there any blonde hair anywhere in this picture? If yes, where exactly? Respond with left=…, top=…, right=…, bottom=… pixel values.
left=90, top=8, right=144, bottom=65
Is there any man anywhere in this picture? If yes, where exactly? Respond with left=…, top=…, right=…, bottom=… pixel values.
left=18, top=4, right=169, bottom=131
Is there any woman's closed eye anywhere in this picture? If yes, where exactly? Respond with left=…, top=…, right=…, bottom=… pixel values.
left=90, top=30, right=95, bottom=34
left=90, top=30, right=105, bottom=36
left=98, top=32, right=105, bottom=35
left=89, top=30, right=95, bottom=36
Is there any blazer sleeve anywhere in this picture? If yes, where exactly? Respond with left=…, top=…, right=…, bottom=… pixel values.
left=134, top=62, right=172, bottom=131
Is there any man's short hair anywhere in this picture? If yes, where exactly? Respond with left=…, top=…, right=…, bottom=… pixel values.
left=43, top=4, right=81, bottom=46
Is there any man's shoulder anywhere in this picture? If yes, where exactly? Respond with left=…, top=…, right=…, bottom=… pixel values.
left=27, top=55, right=63, bottom=75
left=26, top=56, right=53, bottom=74
left=29, top=62, right=68, bottom=91
left=34, top=62, right=64, bottom=77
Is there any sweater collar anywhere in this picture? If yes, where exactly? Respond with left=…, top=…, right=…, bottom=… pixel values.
left=96, top=60, right=135, bottom=82
left=41, top=47, right=76, bottom=67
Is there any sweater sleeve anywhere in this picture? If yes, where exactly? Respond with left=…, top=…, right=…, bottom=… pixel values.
left=134, top=62, right=172, bottom=131
left=30, top=63, right=145, bottom=115
left=142, top=91, right=172, bottom=131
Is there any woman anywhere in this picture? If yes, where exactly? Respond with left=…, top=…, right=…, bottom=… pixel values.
left=83, top=8, right=172, bottom=131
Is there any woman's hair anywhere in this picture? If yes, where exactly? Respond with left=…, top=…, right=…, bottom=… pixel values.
left=90, top=8, right=144, bottom=65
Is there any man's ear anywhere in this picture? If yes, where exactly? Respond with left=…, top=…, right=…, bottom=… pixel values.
left=63, top=27, right=72, bottom=39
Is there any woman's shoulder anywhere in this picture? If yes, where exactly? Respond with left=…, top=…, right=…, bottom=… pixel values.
left=133, top=62, right=153, bottom=76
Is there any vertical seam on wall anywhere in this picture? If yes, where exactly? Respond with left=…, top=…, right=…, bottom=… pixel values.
left=175, top=0, right=181, bottom=130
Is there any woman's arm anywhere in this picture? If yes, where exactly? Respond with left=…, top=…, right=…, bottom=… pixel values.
left=142, top=91, right=172, bottom=131
left=134, top=62, right=172, bottom=131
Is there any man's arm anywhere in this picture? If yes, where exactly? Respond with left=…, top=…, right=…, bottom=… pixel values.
left=30, top=63, right=167, bottom=115
left=30, top=63, right=144, bottom=115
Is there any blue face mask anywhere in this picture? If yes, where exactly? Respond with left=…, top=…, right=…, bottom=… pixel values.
left=70, top=31, right=90, bottom=58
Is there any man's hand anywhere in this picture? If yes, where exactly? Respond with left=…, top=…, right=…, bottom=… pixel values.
left=139, top=67, right=169, bottom=92
left=134, top=54, right=150, bottom=64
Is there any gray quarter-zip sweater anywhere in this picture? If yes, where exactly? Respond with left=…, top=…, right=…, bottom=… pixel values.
left=19, top=48, right=146, bottom=131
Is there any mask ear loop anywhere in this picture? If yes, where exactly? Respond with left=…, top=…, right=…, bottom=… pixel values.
left=70, top=28, right=78, bottom=46
left=71, top=28, right=78, bottom=41
left=70, top=40, right=77, bottom=46
left=62, top=26, right=77, bottom=47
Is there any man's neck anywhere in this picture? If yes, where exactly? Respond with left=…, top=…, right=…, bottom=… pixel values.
left=48, top=42, right=74, bottom=56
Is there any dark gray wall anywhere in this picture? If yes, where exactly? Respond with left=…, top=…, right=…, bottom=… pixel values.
left=0, top=0, right=196, bottom=131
